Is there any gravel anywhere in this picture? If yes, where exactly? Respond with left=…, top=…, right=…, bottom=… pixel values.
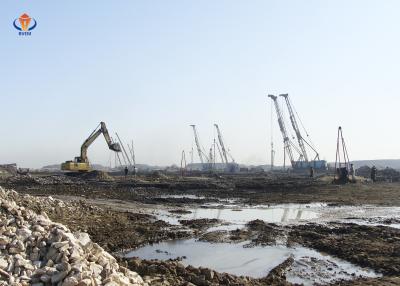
left=0, top=186, right=146, bottom=286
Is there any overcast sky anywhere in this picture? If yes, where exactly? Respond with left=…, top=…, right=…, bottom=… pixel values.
left=1, top=1, right=400, bottom=168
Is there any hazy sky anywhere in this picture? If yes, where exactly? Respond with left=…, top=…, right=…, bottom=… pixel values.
left=1, top=1, right=400, bottom=168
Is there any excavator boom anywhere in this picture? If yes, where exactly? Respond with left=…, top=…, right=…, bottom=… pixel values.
left=80, top=122, right=121, bottom=162
left=61, top=122, right=121, bottom=172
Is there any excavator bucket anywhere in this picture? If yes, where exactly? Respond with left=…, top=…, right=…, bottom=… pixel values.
left=109, top=142, right=121, bottom=152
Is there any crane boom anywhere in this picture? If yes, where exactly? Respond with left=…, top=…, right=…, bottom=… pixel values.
left=279, top=94, right=309, bottom=162
left=214, top=124, right=229, bottom=164
left=190, top=125, right=205, bottom=164
left=268, top=94, right=296, bottom=167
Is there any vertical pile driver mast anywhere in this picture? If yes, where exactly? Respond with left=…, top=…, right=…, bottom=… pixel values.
left=214, top=124, right=229, bottom=164
left=268, top=94, right=296, bottom=168
left=280, top=94, right=308, bottom=162
left=280, top=94, right=321, bottom=161
left=334, top=126, right=351, bottom=183
left=61, top=122, right=122, bottom=172
left=190, top=125, right=208, bottom=167
left=334, top=126, right=350, bottom=171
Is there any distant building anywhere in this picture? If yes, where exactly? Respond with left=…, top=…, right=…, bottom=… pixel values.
left=186, top=162, right=239, bottom=173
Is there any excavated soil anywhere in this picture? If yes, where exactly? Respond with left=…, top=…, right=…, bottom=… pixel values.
left=4, top=173, right=400, bottom=206
left=1, top=173, right=400, bottom=285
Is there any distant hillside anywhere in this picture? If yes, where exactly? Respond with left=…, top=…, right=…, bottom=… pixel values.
left=41, top=164, right=61, bottom=171
left=41, top=163, right=164, bottom=171
left=349, top=159, right=400, bottom=169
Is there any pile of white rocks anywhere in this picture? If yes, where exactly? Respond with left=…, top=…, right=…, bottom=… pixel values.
left=0, top=187, right=146, bottom=286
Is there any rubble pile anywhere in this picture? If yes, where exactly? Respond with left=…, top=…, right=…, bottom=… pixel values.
left=0, top=187, right=145, bottom=285
left=3, top=175, right=81, bottom=186
left=0, top=165, right=17, bottom=176
left=0, top=191, right=99, bottom=220
left=81, top=171, right=114, bottom=182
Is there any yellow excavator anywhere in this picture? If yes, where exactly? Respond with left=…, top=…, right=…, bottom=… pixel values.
left=61, top=122, right=121, bottom=172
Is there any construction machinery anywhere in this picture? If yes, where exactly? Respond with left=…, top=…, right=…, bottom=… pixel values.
left=61, top=122, right=121, bottom=172
left=214, top=124, right=239, bottom=172
left=269, top=93, right=326, bottom=170
left=214, top=124, right=229, bottom=164
left=279, top=94, right=322, bottom=163
left=280, top=94, right=309, bottom=162
left=190, top=124, right=210, bottom=170
left=333, top=126, right=351, bottom=184
left=268, top=94, right=299, bottom=168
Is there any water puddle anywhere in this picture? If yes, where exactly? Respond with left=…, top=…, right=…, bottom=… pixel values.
left=157, top=204, right=319, bottom=226
left=342, top=218, right=400, bottom=229
left=126, top=239, right=379, bottom=284
left=157, top=194, right=238, bottom=204
left=320, top=205, right=400, bottom=229
left=286, top=247, right=379, bottom=285
left=159, top=194, right=206, bottom=199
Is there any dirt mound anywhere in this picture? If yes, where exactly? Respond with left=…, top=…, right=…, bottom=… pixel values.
left=0, top=164, right=17, bottom=176
left=2, top=175, right=81, bottom=186
left=123, top=257, right=291, bottom=286
left=81, top=170, right=114, bottom=181
left=149, top=171, right=169, bottom=180
left=178, top=218, right=220, bottom=229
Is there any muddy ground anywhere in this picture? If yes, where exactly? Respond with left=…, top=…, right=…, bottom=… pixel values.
left=4, top=173, right=400, bottom=206
left=1, top=172, right=400, bottom=285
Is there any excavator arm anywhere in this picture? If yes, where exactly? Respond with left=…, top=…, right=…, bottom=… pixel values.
left=62, top=122, right=121, bottom=171
left=79, top=122, right=121, bottom=163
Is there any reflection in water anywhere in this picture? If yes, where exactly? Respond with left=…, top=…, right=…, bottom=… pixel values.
left=156, top=204, right=320, bottom=226
left=126, top=239, right=379, bottom=284
left=188, top=207, right=317, bottom=223
left=126, top=239, right=291, bottom=278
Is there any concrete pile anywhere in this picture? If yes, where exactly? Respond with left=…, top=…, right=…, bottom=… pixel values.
left=0, top=187, right=145, bottom=286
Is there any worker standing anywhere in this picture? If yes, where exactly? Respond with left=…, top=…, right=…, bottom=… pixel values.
left=371, top=166, right=377, bottom=182
left=309, top=166, right=314, bottom=178
left=349, top=164, right=355, bottom=181
left=124, top=166, right=128, bottom=177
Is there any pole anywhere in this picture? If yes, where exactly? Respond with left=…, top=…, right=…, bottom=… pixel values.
left=270, top=100, right=274, bottom=171
left=115, top=133, right=133, bottom=167
left=111, top=136, right=126, bottom=166
left=283, top=145, right=286, bottom=170
left=181, top=150, right=186, bottom=177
